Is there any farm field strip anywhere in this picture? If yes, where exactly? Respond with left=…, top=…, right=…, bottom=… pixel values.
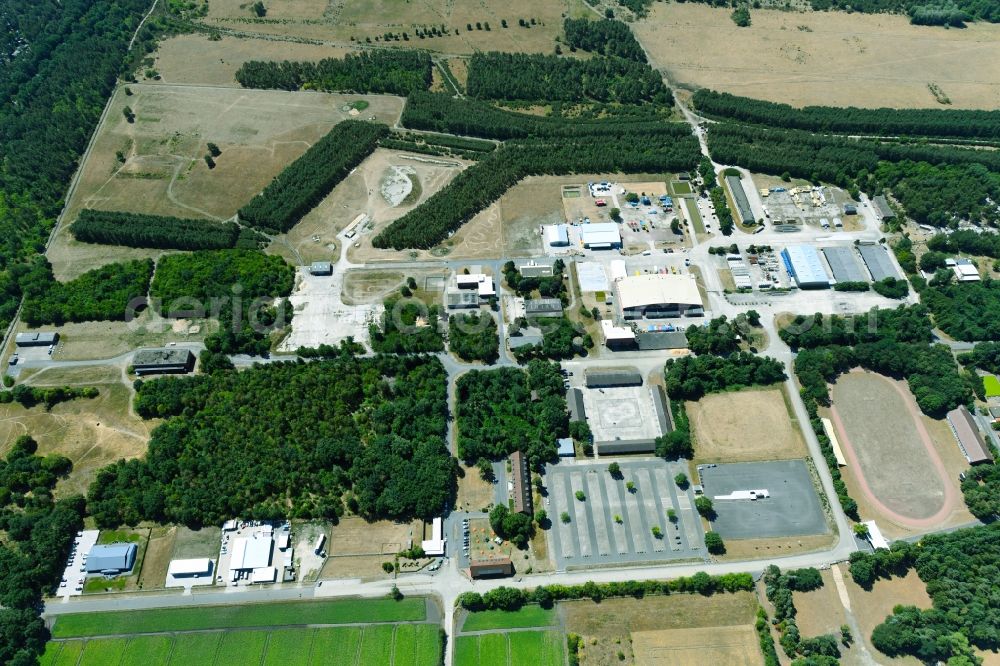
left=44, top=625, right=441, bottom=666
left=454, top=631, right=565, bottom=666
left=460, top=605, right=558, bottom=632
left=51, top=598, right=425, bottom=637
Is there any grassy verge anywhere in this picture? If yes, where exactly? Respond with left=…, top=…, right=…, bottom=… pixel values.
left=461, top=605, right=558, bottom=632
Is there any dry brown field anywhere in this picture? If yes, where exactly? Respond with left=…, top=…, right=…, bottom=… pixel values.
left=634, top=3, right=1000, bottom=109
left=136, top=526, right=174, bottom=590
left=17, top=314, right=213, bottom=361
left=201, top=0, right=591, bottom=55
left=563, top=592, right=761, bottom=666
left=456, top=465, right=496, bottom=513
left=51, top=84, right=404, bottom=279
left=718, top=532, right=836, bottom=561
left=150, top=33, right=353, bottom=86
left=686, top=387, right=808, bottom=463
left=328, top=516, right=422, bottom=556
left=0, top=383, right=151, bottom=498
left=632, top=625, right=762, bottom=666
left=794, top=568, right=846, bottom=637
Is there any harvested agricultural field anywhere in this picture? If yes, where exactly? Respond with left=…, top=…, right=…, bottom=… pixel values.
left=634, top=3, right=1000, bottom=109
left=201, top=0, right=588, bottom=55
left=828, top=371, right=961, bottom=530
left=562, top=592, right=761, bottom=665
left=632, top=625, right=761, bottom=666
left=686, top=387, right=807, bottom=463
left=50, top=84, right=403, bottom=279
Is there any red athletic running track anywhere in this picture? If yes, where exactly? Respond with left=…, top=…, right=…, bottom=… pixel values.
left=827, top=371, right=960, bottom=530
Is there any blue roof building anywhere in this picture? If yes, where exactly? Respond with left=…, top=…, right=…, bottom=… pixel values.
left=86, top=543, right=137, bottom=575
left=781, top=245, right=830, bottom=289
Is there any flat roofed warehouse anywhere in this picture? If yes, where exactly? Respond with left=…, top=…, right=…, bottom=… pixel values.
left=781, top=245, right=830, bottom=289
left=725, top=175, right=755, bottom=225
left=15, top=331, right=59, bottom=347
left=167, top=558, right=213, bottom=578
left=86, top=543, right=137, bottom=574
left=524, top=298, right=563, bottom=316
left=856, top=245, right=900, bottom=281
left=230, top=535, right=274, bottom=571
left=510, top=450, right=533, bottom=516
left=585, top=368, right=643, bottom=388
left=821, top=246, right=869, bottom=283
left=614, top=274, right=704, bottom=319
left=872, top=195, right=895, bottom=220
left=947, top=405, right=994, bottom=465
left=579, top=223, right=622, bottom=249
left=470, top=558, right=514, bottom=578
left=544, top=224, right=569, bottom=247
left=132, top=348, right=195, bottom=376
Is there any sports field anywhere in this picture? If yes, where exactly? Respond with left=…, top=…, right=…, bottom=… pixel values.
left=984, top=375, right=1000, bottom=398
left=41, top=624, right=441, bottom=666
left=454, top=630, right=564, bottom=666
left=828, top=371, right=958, bottom=527
left=686, top=387, right=807, bottom=463
left=51, top=598, right=425, bottom=637
left=634, top=3, right=1000, bottom=109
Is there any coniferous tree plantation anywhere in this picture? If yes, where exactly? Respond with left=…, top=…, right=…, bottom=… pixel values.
left=562, top=18, right=647, bottom=62
left=400, top=92, right=678, bottom=140
left=693, top=89, right=1000, bottom=138
left=456, top=361, right=569, bottom=469
left=235, top=50, right=432, bottom=93
left=89, top=355, right=455, bottom=527
left=71, top=210, right=263, bottom=250
left=20, top=259, right=153, bottom=327
left=466, top=52, right=668, bottom=104
left=238, top=121, right=389, bottom=233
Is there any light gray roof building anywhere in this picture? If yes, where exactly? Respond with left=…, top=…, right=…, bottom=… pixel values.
left=557, top=437, right=575, bottom=457
left=872, top=195, right=895, bottom=219
left=857, top=245, right=900, bottom=282
left=822, top=247, right=868, bottom=283
left=524, top=299, right=563, bottom=316
left=567, top=388, right=586, bottom=423
left=15, top=331, right=59, bottom=347
left=446, top=291, right=480, bottom=309
left=86, top=543, right=137, bottom=574
left=725, top=175, right=755, bottom=225
left=596, top=439, right=656, bottom=455
left=947, top=406, right=994, bottom=465
left=781, top=245, right=830, bottom=289
left=309, top=261, right=333, bottom=276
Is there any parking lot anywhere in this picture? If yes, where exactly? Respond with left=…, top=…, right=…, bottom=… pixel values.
left=698, top=461, right=829, bottom=539
left=56, top=529, right=99, bottom=598
left=545, top=459, right=705, bottom=570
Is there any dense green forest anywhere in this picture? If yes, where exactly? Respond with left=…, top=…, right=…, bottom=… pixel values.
left=381, top=131, right=497, bottom=161
left=89, top=355, right=455, bottom=526
left=920, top=280, right=1000, bottom=341
left=0, top=436, right=85, bottom=665
left=511, top=316, right=591, bottom=361
left=20, top=259, right=153, bottom=326
left=71, top=209, right=263, bottom=251
left=0, top=385, right=99, bottom=410
left=235, top=50, right=432, bottom=94
left=562, top=18, right=647, bottom=62
left=693, top=89, right=1000, bottom=138
left=238, top=121, right=388, bottom=233
left=466, top=52, right=669, bottom=104
left=400, top=92, right=680, bottom=140
left=456, top=361, right=569, bottom=469
left=874, top=161, right=1000, bottom=228
left=374, top=131, right=699, bottom=249
left=503, top=260, right=567, bottom=301
left=150, top=250, right=294, bottom=356
left=848, top=525, right=1000, bottom=664
left=809, top=0, right=999, bottom=22
left=957, top=341, right=1000, bottom=373
left=370, top=294, right=444, bottom=354
left=928, top=229, right=1000, bottom=258
left=961, top=462, right=1000, bottom=521
left=0, top=0, right=153, bottom=338
left=448, top=311, right=499, bottom=363
left=663, top=353, right=786, bottom=401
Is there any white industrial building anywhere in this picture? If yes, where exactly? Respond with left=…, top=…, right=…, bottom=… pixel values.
left=543, top=224, right=569, bottom=247
left=614, top=274, right=704, bottom=319
left=230, top=534, right=274, bottom=581
left=578, top=223, right=622, bottom=250
left=952, top=259, right=981, bottom=282
left=781, top=245, right=830, bottom=289
left=421, top=517, right=445, bottom=557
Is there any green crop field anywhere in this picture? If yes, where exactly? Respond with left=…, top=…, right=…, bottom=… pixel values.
left=51, top=598, right=425, bottom=637
left=461, top=605, right=558, bottom=631
left=984, top=374, right=1000, bottom=397
left=42, top=624, right=441, bottom=666
left=671, top=180, right=693, bottom=195
left=456, top=631, right=564, bottom=666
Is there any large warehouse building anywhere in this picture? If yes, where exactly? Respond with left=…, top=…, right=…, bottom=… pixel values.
left=821, top=247, right=868, bottom=284
left=614, top=274, right=704, bottom=319
left=86, top=543, right=137, bottom=575
left=579, top=223, right=622, bottom=250
left=781, top=245, right=830, bottom=289
left=725, top=175, right=755, bottom=226
left=857, top=244, right=900, bottom=281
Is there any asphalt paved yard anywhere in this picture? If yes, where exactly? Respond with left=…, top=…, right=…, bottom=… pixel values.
left=545, top=459, right=705, bottom=571
left=700, top=461, right=828, bottom=539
